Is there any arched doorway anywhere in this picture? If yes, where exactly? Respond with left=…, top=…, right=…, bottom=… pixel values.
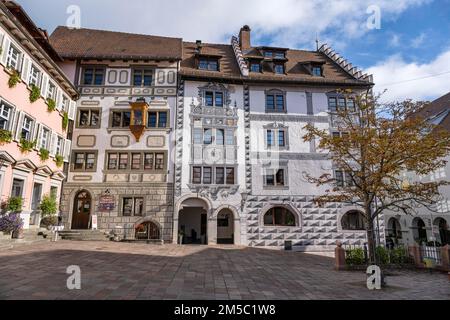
left=412, top=217, right=427, bottom=244
left=341, top=210, right=366, bottom=230
left=135, top=221, right=160, bottom=240
left=387, top=217, right=402, bottom=245
left=71, top=190, right=92, bottom=230
left=178, top=198, right=209, bottom=245
left=217, top=209, right=234, bottom=244
left=434, top=217, right=449, bottom=245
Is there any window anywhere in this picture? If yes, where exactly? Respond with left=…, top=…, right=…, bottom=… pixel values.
left=274, top=52, right=285, bottom=59
left=39, top=127, right=50, bottom=150
left=133, top=69, right=153, bottom=87
left=198, top=58, right=219, bottom=71
left=6, top=45, right=20, bottom=70
left=108, top=153, right=118, bottom=170
left=347, top=99, right=356, bottom=112
left=264, top=207, right=296, bottom=226
left=312, top=66, right=322, bottom=76
left=204, top=91, right=224, bottom=107
left=73, top=152, right=97, bottom=171
left=274, top=64, right=285, bottom=74
left=82, top=67, right=104, bottom=85
left=131, top=153, right=142, bottom=170
left=225, top=130, right=234, bottom=145
left=55, top=136, right=64, bottom=156
left=266, top=128, right=286, bottom=148
left=216, top=167, right=225, bottom=184
left=28, top=64, right=41, bottom=87
left=267, top=130, right=275, bottom=147
left=264, top=51, right=273, bottom=58
left=266, top=92, right=285, bottom=112
left=265, top=169, right=285, bottom=186
left=338, top=98, right=346, bottom=111
left=278, top=130, right=286, bottom=147
left=155, top=153, right=164, bottom=170
left=341, top=211, right=365, bottom=230
left=203, top=129, right=213, bottom=145
left=147, top=111, right=168, bottom=128
left=122, top=197, right=144, bottom=216
left=193, top=128, right=202, bottom=145
left=61, top=95, right=69, bottom=112
left=119, top=153, right=128, bottom=170
left=250, top=63, right=260, bottom=72
left=111, top=111, right=131, bottom=128
left=203, top=167, right=212, bottom=184
left=50, top=186, right=58, bottom=199
left=47, top=82, right=56, bottom=101
left=21, top=116, right=33, bottom=141
left=192, top=167, right=202, bottom=184
left=335, top=170, right=344, bottom=188
left=144, top=153, right=154, bottom=170
left=78, top=109, right=100, bottom=127
left=11, top=178, right=24, bottom=198
left=216, top=129, right=224, bottom=145
left=226, top=168, right=235, bottom=185
left=328, top=97, right=337, bottom=111
left=0, top=102, right=12, bottom=130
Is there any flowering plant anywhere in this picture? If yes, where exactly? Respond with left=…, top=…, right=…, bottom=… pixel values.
left=0, top=213, right=24, bottom=233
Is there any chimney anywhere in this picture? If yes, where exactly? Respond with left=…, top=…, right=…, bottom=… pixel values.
left=239, top=25, right=251, bottom=51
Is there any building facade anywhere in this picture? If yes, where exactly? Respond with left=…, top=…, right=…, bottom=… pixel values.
left=0, top=1, right=78, bottom=229
left=49, top=27, right=182, bottom=242
left=384, top=92, right=450, bottom=247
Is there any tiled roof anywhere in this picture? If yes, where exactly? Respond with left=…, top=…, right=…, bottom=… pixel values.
left=414, top=92, right=450, bottom=131
left=49, top=26, right=183, bottom=60
left=181, top=41, right=373, bottom=86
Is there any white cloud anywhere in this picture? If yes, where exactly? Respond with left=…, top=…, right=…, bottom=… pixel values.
left=19, top=0, right=432, bottom=49
left=411, top=32, right=426, bottom=48
left=389, top=34, right=401, bottom=47
left=367, top=49, right=450, bottom=102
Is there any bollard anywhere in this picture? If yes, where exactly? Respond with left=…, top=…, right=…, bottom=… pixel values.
left=335, top=241, right=346, bottom=271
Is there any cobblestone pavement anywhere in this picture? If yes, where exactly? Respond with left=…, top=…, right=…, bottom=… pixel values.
left=0, top=241, right=448, bottom=300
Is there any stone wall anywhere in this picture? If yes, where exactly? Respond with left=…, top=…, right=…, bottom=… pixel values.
left=60, top=182, right=174, bottom=242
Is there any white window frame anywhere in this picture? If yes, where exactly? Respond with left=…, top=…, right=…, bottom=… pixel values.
left=0, top=102, right=13, bottom=130
left=61, top=95, right=69, bottom=112
left=39, top=127, right=50, bottom=150
left=6, top=44, right=20, bottom=70
left=47, top=81, right=56, bottom=100
left=28, top=64, right=41, bottom=87
left=55, top=135, right=64, bottom=156
left=21, top=116, right=34, bottom=141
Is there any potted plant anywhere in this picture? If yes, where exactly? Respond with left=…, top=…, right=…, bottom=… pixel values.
left=38, top=194, right=57, bottom=229
left=55, top=154, right=64, bottom=167
left=0, top=129, right=12, bottom=145
left=8, top=69, right=20, bottom=88
left=62, top=111, right=69, bottom=130
left=19, top=138, right=36, bottom=153
left=0, top=213, right=23, bottom=238
left=5, top=197, right=24, bottom=239
left=29, top=84, right=41, bottom=103
left=47, top=98, right=56, bottom=112
left=39, top=148, right=50, bottom=161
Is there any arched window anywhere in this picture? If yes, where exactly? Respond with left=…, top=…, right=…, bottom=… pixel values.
left=387, top=217, right=402, bottom=239
left=341, top=210, right=366, bottom=230
left=263, top=207, right=296, bottom=226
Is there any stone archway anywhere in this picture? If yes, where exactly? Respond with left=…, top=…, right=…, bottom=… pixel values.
left=434, top=217, right=449, bottom=245
left=134, top=217, right=162, bottom=241
left=212, top=205, right=241, bottom=245
left=174, top=196, right=211, bottom=245
left=412, top=217, right=427, bottom=244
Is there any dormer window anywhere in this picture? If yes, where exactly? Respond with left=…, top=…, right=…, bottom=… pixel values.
left=250, top=62, right=261, bottom=73
left=264, top=51, right=273, bottom=58
left=312, top=66, right=323, bottom=77
left=274, top=64, right=285, bottom=74
left=274, top=52, right=285, bottom=59
left=199, top=57, right=219, bottom=71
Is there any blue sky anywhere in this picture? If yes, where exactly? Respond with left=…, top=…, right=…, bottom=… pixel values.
left=16, top=0, right=450, bottom=102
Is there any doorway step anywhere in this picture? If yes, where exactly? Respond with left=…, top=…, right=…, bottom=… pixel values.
left=58, top=230, right=109, bottom=241
left=120, top=239, right=164, bottom=245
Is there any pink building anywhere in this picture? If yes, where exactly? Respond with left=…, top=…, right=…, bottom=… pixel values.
left=0, top=1, right=78, bottom=229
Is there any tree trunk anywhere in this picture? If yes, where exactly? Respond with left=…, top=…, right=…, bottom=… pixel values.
left=367, top=226, right=376, bottom=264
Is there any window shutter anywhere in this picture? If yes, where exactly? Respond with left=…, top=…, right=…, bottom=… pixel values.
left=49, top=132, right=57, bottom=157
left=33, top=123, right=41, bottom=150
left=7, top=106, right=17, bottom=131
left=13, top=111, right=24, bottom=141
left=55, top=88, right=62, bottom=110
left=68, top=100, right=76, bottom=120
left=20, top=55, right=31, bottom=83
left=0, top=37, right=10, bottom=66
left=63, top=139, right=71, bottom=162
left=40, top=74, right=49, bottom=98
